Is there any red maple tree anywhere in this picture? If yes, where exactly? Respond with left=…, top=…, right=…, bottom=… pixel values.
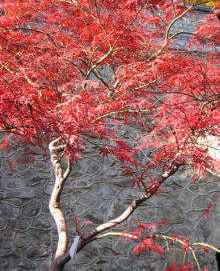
left=0, top=1, right=219, bottom=270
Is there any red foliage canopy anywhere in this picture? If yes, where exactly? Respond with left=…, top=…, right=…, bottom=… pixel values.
left=0, top=0, right=219, bottom=177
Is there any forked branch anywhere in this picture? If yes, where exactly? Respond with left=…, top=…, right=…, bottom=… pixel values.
left=49, top=143, right=181, bottom=271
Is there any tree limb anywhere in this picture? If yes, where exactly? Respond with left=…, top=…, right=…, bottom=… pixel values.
left=76, top=163, right=181, bottom=251
left=49, top=149, right=181, bottom=270
left=49, top=138, right=72, bottom=270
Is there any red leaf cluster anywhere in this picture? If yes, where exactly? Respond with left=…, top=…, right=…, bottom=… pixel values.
left=0, top=0, right=219, bottom=176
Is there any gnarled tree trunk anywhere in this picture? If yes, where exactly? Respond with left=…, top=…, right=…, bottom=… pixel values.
left=48, top=138, right=181, bottom=270
left=49, top=138, right=71, bottom=271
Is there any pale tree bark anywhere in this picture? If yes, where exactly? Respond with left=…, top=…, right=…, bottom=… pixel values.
left=49, top=138, right=72, bottom=271
left=48, top=140, right=181, bottom=271
left=76, top=162, right=181, bottom=252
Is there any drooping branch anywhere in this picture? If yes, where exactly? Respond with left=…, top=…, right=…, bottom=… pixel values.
left=95, top=231, right=220, bottom=271
left=0, top=26, right=57, bottom=46
left=96, top=231, right=220, bottom=253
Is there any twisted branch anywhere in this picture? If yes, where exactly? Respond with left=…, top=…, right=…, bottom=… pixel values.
left=49, top=138, right=72, bottom=271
